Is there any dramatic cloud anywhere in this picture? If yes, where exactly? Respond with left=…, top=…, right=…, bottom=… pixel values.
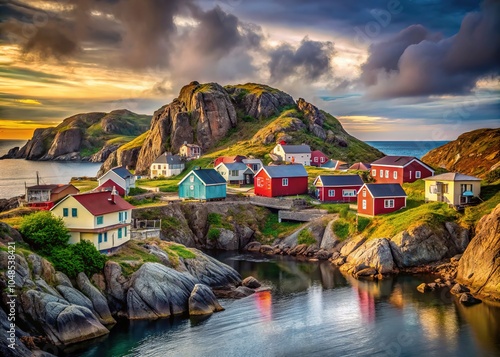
left=362, top=0, right=500, bottom=98
left=268, top=37, right=334, bottom=82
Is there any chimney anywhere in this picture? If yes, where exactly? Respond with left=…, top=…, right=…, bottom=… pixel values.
left=108, top=186, right=118, bottom=204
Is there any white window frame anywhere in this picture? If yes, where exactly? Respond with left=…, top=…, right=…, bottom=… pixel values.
left=385, top=170, right=389, bottom=178
left=314, top=157, right=318, bottom=162
left=372, top=169, right=376, bottom=177
left=257, top=177, right=264, bottom=187
left=189, top=175, right=194, bottom=182
left=282, top=178, right=289, bottom=186
left=362, top=200, right=367, bottom=209
left=416, top=171, right=421, bottom=178
left=380, top=169, right=384, bottom=177
left=393, top=171, right=398, bottom=179
left=342, top=189, right=356, bottom=197
left=328, top=189, right=335, bottom=197
left=384, top=199, right=395, bottom=208
left=363, top=189, right=366, bottom=197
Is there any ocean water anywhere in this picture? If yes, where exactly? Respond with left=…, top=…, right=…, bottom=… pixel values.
left=367, top=141, right=449, bottom=159
left=0, top=140, right=102, bottom=199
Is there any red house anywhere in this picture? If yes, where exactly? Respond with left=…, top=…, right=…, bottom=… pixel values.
left=94, top=179, right=126, bottom=196
left=357, top=183, right=407, bottom=216
left=310, top=150, right=329, bottom=167
left=313, top=175, right=364, bottom=202
left=214, top=155, right=247, bottom=168
left=371, top=156, right=434, bottom=184
left=254, top=165, right=308, bottom=197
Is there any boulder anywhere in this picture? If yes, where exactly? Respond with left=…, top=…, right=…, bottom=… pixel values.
left=459, top=292, right=482, bottom=306
left=234, top=286, right=255, bottom=298
left=244, top=241, right=261, bottom=252
left=260, top=245, right=275, bottom=255
left=320, top=220, right=340, bottom=251
left=188, top=284, right=224, bottom=315
left=0, top=252, right=31, bottom=289
left=126, top=263, right=197, bottom=319
left=0, top=307, right=42, bottom=357
left=238, top=226, right=255, bottom=249
left=215, top=229, right=239, bottom=250
left=450, top=283, right=470, bottom=295
left=56, top=285, right=103, bottom=322
left=35, top=278, right=62, bottom=298
left=242, top=276, right=261, bottom=289
left=355, top=268, right=377, bottom=278
left=457, top=204, right=500, bottom=300
left=0, top=221, right=23, bottom=242
left=340, top=235, right=367, bottom=257
left=417, top=283, right=430, bottom=293
left=103, top=261, right=128, bottom=306
left=28, top=254, right=55, bottom=284
left=76, top=273, right=115, bottom=325
left=20, top=290, right=108, bottom=345
left=54, top=271, right=73, bottom=288
left=346, top=238, right=395, bottom=274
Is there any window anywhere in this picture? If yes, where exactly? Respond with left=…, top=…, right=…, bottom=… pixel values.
left=124, top=226, right=127, bottom=237
left=118, top=228, right=122, bottom=239
left=124, top=211, right=128, bottom=221
left=393, top=171, right=398, bottom=179
left=460, top=184, right=472, bottom=193
left=119, top=212, right=123, bottom=221
left=320, top=157, right=325, bottom=163
left=363, top=189, right=367, bottom=197
left=98, top=233, right=102, bottom=243
left=104, top=232, right=107, bottom=242
left=328, top=189, right=335, bottom=197
left=443, top=184, right=449, bottom=194
left=372, top=169, right=376, bottom=177
left=71, top=208, right=77, bottom=217
left=314, top=157, right=318, bottom=162
left=342, top=189, right=356, bottom=197
left=230, top=170, right=238, bottom=176
left=380, top=169, right=384, bottom=177
left=384, top=199, right=395, bottom=208
left=385, top=170, right=389, bottom=178
left=415, top=171, right=421, bottom=178
left=63, top=208, right=68, bottom=217
left=189, top=175, right=194, bottom=182
left=257, top=178, right=264, bottom=187
left=362, top=200, right=367, bottom=209
left=409, top=171, right=412, bottom=180
left=97, top=216, right=103, bottom=225
left=282, top=178, right=289, bottom=186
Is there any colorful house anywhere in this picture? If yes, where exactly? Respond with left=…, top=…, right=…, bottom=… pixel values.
left=322, top=159, right=349, bottom=170
left=349, top=162, right=372, bottom=171
left=94, top=179, right=126, bottom=196
left=24, top=184, right=80, bottom=210
left=242, top=158, right=264, bottom=172
left=215, top=162, right=254, bottom=185
left=98, top=166, right=135, bottom=195
left=178, top=169, right=226, bottom=200
left=214, top=155, right=247, bottom=168
left=371, top=156, right=434, bottom=184
left=150, top=153, right=185, bottom=178
left=50, top=190, right=134, bottom=253
left=313, top=175, right=364, bottom=202
left=179, top=142, right=202, bottom=160
left=271, top=144, right=311, bottom=165
left=254, top=165, right=308, bottom=197
left=423, top=172, right=481, bottom=207
left=357, top=183, right=407, bottom=216
left=310, top=150, right=329, bottom=167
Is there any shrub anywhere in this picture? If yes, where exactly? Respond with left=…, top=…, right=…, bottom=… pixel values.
left=339, top=206, right=349, bottom=219
left=486, top=168, right=500, bottom=183
left=71, top=240, right=107, bottom=277
left=207, top=213, right=222, bottom=226
left=207, top=228, right=220, bottom=241
left=297, top=229, right=316, bottom=246
left=19, top=211, right=69, bottom=255
left=50, top=247, right=84, bottom=278
left=332, top=219, right=351, bottom=241
left=168, top=244, right=196, bottom=259
left=357, top=216, right=371, bottom=232
left=128, top=187, right=148, bottom=196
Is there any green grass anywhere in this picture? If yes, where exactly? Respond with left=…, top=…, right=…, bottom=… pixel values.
left=167, top=244, right=196, bottom=259
left=297, top=229, right=316, bottom=245
left=332, top=219, right=352, bottom=241
left=118, top=131, right=149, bottom=151
left=460, top=181, right=500, bottom=228
left=108, top=241, right=160, bottom=276
left=208, top=228, right=221, bottom=241
left=259, top=213, right=302, bottom=243
left=70, top=178, right=98, bottom=192
left=106, top=135, right=137, bottom=146
left=128, top=187, right=149, bottom=196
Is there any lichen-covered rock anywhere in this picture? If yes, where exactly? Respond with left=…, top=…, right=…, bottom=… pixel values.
left=28, top=254, right=55, bottom=284
left=54, top=271, right=73, bottom=288
left=20, top=290, right=108, bottom=345
left=126, top=263, right=197, bottom=319
left=457, top=204, right=500, bottom=301
left=242, top=276, right=261, bottom=289
left=320, top=220, right=340, bottom=251
left=188, top=284, right=224, bottom=315
left=244, top=241, right=262, bottom=252
left=76, top=273, right=115, bottom=325
left=345, top=238, right=395, bottom=274
left=215, top=229, right=239, bottom=250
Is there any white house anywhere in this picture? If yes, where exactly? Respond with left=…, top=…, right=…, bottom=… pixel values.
left=179, top=142, right=202, bottom=160
left=242, top=158, right=264, bottom=172
left=150, top=153, right=185, bottom=177
left=215, top=162, right=255, bottom=185
left=51, top=190, right=134, bottom=253
left=272, top=144, right=311, bottom=165
left=98, top=167, right=135, bottom=195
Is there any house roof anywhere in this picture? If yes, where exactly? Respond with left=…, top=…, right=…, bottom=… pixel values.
left=52, top=191, right=134, bottom=216
left=178, top=169, right=226, bottom=186
left=222, top=162, right=252, bottom=171
left=182, top=143, right=201, bottom=148
left=362, top=183, right=407, bottom=198
left=153, top=153, right=183, bottom=165
left=110, top=166, right=133, bottom=179
left=94, top=179, right=126, bottom=196
left=349, top=162, right=372, bottom=171
left=280, top=144, right=311, bottom=154
left=423, top=172, right=481, bottom=181
left=27, top=184, right=78, bottom=194
left=216, top=155, right=246, bottom=164
left=315, top=175, right=364, bottom=187
left=311, top=150, right=327, bottom=156
left=371, top=156, right=415, bottom=166
left=242, top=158, right=263, bottom=164
left=258, top=165, right=308, bottom=178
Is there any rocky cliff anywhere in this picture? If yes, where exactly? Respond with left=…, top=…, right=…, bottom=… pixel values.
left=422, top=128, right=500, bottom=178
left=457, top=203, right=500, bottom=301
left=9, top=110, right=151, bottom=162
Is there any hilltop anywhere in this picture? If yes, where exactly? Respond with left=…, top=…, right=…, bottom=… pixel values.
left=422, top=128, right=500, bottom=179
left=7, top=109, right=151, bottom=162
left=101, top=81, right=383, bottom=174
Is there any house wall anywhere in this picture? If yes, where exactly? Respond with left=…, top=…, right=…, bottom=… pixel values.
left=403, top=161, right=433, bottom=183
left=371, top=165, right=404, bottom=184
left=316, top=185, right=361, bottom=202
left=285, top=153, right=311, bottom=166
left=254, top=171, right=272, bottom=197
left=178, top=173, right=226, bottom=200
left=311, top=152, right=329, bottom=167
left=357, top=187, right=375, bottom=216
left=99, top=172, right=127, bottom=193
left=373, top=197, right=406, bottom=215
left=424, top=180, right=481, bottom=206
left=150, top=163, right=184, bottom=177
left=51, top=197, right=95, bottom=229
left=272, top=177, right=308, bottom=196
left=51, top=186, right=80, bottom=203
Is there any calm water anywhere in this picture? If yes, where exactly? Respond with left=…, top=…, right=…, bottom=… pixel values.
left=72, top=253, right=500, bottom=357
left=367, top=141, right=449, bottom=159
left=0, top=140, right=102, bottom=199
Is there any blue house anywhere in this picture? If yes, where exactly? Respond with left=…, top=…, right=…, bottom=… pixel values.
left=178, top=169, right=227, bottom=200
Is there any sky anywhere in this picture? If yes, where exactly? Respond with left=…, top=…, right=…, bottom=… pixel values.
left=0, top=0, right=499, bottom=141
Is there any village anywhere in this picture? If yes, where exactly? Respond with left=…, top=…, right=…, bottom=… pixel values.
left=18, top=141, right=483, bottom=254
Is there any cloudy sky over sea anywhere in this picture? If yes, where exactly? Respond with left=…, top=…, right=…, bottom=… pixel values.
left=0, top=0, right=499, bottom=140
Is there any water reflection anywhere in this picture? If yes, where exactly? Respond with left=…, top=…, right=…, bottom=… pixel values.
left=71, top=252, right=500, bottom=357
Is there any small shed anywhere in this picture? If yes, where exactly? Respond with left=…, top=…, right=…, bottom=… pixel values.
left=254, top=165, right=308, bottom=197
left=178, top=169, right=227, bottom=200
left=313, top=175, right=364, bottom=202
left=357, top=183, right=407, bottom=216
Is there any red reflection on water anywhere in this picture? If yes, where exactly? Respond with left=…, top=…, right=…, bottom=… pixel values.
left=356, top=288, right=375, bottom=323
left=254, top=290, right=272, bottom=321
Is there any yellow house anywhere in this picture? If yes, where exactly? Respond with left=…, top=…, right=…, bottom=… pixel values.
left=423, top=172, right=481, bottom=207
left=51, top=190, right=135, bottom=253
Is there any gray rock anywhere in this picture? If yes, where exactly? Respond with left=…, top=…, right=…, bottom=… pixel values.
left=55, top=271, right=73, bottom=288
left=28, top=254, right=56, bottom=284
left=104, top=261, right=128, bottom=305
left=0, top=308, right=37, bottom=357
left=245, top=242, right=262, bottom=252
left=346, top=238, right=395, bottom=274
left=0, top=253, right=31, bottom=289
left=20, top=290, right=108, bottom=345
left=56, top=285, right=98, bottom=319
left=0, top=222, right=23, bottom=242
left=215, top=229, right=239, bottom=250
left=35, top=278, right=62, bottom=298
left=76, top=273, right=115, bottom=325
left=238, top=226, right=255, bottom=250
left=127, top=263, right=197, bottom=319
left=234, top=286, right=255, bottom=298
left=340, top=235, right=367, bottom=257
left=320, top=220, right=340, bottom=251
left=242, top=276, right=261, bottom=289
left=445, top=222, right=470, bottom=252
left=189, top=284, right=224, bottom=315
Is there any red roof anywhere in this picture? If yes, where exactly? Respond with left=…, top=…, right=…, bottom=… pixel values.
left=71, top=191, right=134, bottom=216
left=95, top=179, right=126, bottom=196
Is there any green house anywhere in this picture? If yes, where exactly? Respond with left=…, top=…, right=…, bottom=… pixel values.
left=178, top=169, right=227, bottom=200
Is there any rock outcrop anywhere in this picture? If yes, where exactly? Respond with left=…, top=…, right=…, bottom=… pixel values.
left=457, top=204, right=500, bottom=301
left=422, top=128, right=500, bottom=178
left=342, top=238, right=395, bottom=276
left=188, top=284, right=224, bottom=315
